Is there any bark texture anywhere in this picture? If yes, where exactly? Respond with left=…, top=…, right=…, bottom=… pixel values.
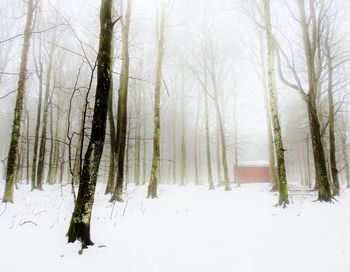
left=3, top=0, right=35, bottom=203
left=67, top=0, right=114, bottom=247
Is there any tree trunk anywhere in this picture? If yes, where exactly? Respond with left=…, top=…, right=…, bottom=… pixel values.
left=204, top=78, right=214, bottom=190
left=326, top=47, right=339, bottom=195
left=67, top=0, right=114, bottom=247
left=110, top=0, right=132, bottom=202
left=180, top=83, right=186, bottom=186
left=194, top=93, right=200, bottom=185
left=25, top=108, right=30, bottom=184
left=212, top=84, right=231, bottom=191
left=31, top=34, right=44, bottom=190
left=259, top=26, right=277, bottom=192
left=298, top=0, right=332, bottom=201
left=147, top=0, right=165, bottom=198
left=2, top=0, right=35, bottom=202
left=264, top=0, right=288, bottom=206
left=133, top=85, right=141, bottom=185
left=306, top=95, right=332, bottom=201
left=36, top=44, right=54, bottom=190
left=340, top=125, right=350, bottom=188
left=46, top=91, right=55, bottom=184
left=105, top=78, right=116, bottom=193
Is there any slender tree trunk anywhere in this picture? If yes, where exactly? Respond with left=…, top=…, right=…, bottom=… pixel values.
left=31, top=33, right=44, bottom=190
left=211, top=83, right=231, bottom=191
left=147, top=0, right=165, bottom=198
left=134, top=86, right=141, bottom=185
left=46, top=92, right=55, bottom=185
left=172, top=92, right=177, bottom=184
left=72, top=115, right=84, bottom=185
left=204, top=78, right=214, bottom=190
left=67, top=0, right=115, bottom=247
left=110, top=0, right=132, bottom=202
left=326, top=47, right=339, bottom=195
left=142, top=111, right=147, bottom=185
left=25, top=108, right=30, bottom=184
left=215, top=129, right=221, bottom=186
left=340, top=125, right=350, bottom=187
left=194, top=93, right=200, bottom=185
left=52, top=97, right=61, bottom=183
left=233, top=92, right=240, bottom=187
left=180, top=83, right=186, bottom=186
left=2, top=0, right=35, bottom=202
left=259, top=27, right=277, bottom=191
left=125, top=121, right=131, bottom=185
left=105, top=76, right=116, bottom=193
left=264, top=0, right=288, bottom=206
left=36, top=45, right=54, bottom=190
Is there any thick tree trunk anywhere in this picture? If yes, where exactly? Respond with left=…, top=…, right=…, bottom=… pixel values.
left=3, top=0, right=35, bottom=202
left=298, top=0, right=332, bottom=201
left=110, top=0, right=132, bottom=202
left=306, top=95, right=332, bottom=201
left=67, top=0, right=114, bottom=247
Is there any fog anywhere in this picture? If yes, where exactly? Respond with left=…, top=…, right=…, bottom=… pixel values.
left=1, top=0, right=350, bottom=187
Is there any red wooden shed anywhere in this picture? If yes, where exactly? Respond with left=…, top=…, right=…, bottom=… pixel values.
left=235, top=161, right=276, bottom=183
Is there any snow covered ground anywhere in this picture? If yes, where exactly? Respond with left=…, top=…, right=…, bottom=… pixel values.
left=0, top=182, right=349, bottom=272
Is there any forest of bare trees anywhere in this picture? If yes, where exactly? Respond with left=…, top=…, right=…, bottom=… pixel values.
left=1, top=0, right=350, bottom=267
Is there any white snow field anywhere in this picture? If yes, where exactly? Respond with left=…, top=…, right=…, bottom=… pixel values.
left=0, top=182, right=349, bottom=272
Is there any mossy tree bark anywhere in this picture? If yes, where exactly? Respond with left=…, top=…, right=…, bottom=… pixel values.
left=259, top=28, right=278, bottom=192
left=110, top=0, right=132, bottom=202
left=67, top=0, right=115, bottom=247
left=306, top=95, right=332, bottom=201
left=263, top=0, right=289, bottom=206
left=2, top=0, right=35, bottom=203
left=277, top=0, right=332, bottom=202
left=147, top=0, right=166, bottom=198
left=298, top=0, right=332, bottom=201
